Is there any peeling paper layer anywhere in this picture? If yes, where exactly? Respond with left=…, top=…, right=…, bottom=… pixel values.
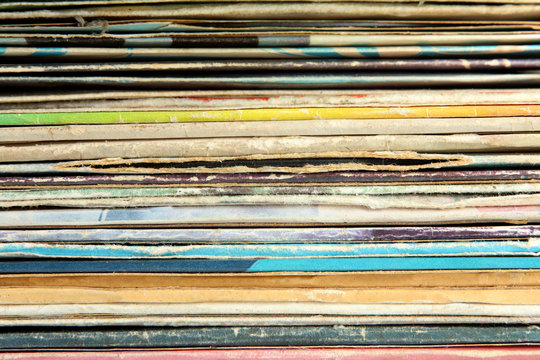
left=0, top=226, right=539, bottom=243
left=4, top=152, right=540, bottom=174
left=0, top=134, right=530, bottom=162
left=4, top=182, right=540, bottom=199
left=0, top=169, right=539, bottom=188
left=1, top=239, right=540, bottom=258
left=5, top=193, right=540, bottom=209
left=33, top=151, right=471, bottom=174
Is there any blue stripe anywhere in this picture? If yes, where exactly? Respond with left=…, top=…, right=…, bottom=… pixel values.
left=0, top=260, right=257, bottom=274
left=0, top=257, right=537, bottom=273
left=124, top=37, right=173, bottom=47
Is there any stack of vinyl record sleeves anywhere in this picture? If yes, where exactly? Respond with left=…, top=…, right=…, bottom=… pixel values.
left=4, top=0, right=540, bottom=358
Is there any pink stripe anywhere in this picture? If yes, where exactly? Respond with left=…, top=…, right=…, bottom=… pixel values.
left=3, top=347, right=540, bottom=360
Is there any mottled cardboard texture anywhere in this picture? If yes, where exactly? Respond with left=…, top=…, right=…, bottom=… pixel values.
left=2, top=205, right=540, bottom=227
left=5, top=0, right=540, bottom=10
left=5, top=89, right=540, bottom=112
left=5, top=302, right=540, bottom=317
left=3, top=89, right=540, bottom=108
left=4, top=182, right=540, bottom=198
left=2, top=325, right=540, bottom=348
left=5, top=193, right=540, bottom=209
left=4, top=3, right=540, bottom=20
left=2, top=270, right=540, bottom=288
left=4, top=286, right=540, bottom=304
left=3, top=118, right=540, bottom=143
left=1, top=134, right=540, bottom=163
left=4, top=73, right=540, bottom=88
left=4, top=315, right=540, bottom=327
left=4, top=19, right=540, bottom=34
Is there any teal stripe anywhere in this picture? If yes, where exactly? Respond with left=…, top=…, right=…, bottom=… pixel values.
left=247, top=257, right=540, bottom=272
left=30, top=47, right=68, bottom=56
